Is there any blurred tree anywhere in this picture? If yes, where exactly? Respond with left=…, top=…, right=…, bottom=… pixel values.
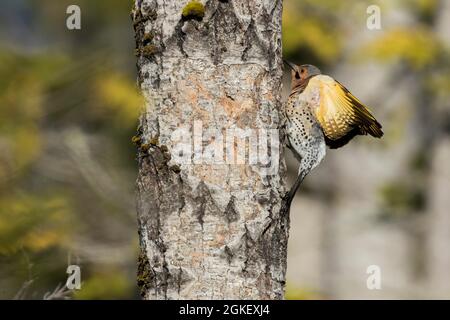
left=0, top=1, right=139, bottom=299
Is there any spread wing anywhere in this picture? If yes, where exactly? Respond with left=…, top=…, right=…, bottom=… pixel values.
left=307, top=75, right=383, bottom=148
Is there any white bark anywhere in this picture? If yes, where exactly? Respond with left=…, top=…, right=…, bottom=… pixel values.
left=132, top=0, right=287, bottom=299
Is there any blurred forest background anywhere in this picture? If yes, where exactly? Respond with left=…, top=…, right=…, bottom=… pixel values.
left=0, top=0, right=449, bottom=299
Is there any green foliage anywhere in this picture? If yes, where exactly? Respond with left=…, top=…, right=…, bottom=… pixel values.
left=74, top=269, right=133, bottom=299
left=93, top=71, right=143, bottom=129
left=410, top=0, right=439, bottom=23
left=0, top=2, right=139, bottom=299
left=359, top=27, right=441, bottom=69
left=0, top=193, right=73, bottom=254
left=282, top=1, right=342, bottom=65
left=0, top=51, right=67, bottom=182
left=285, top=284, right=322, bottom=300
left=409, top=150, right=429, bottom=173
left=379, top=181, right=426, bottom=216
left=427, top=69, right=450, bottom=98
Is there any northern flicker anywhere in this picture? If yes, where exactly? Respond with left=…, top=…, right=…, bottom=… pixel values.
left=282, top=61, right=383, bottom=211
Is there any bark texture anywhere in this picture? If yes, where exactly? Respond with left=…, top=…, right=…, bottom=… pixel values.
left=132, top=0, right=287, bottom=299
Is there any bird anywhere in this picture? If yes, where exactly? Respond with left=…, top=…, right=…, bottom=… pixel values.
left=281, top=61, right=383, bottom=213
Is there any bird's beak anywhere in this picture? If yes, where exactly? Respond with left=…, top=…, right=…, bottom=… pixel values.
left=283, top=59, right=297, bottom=72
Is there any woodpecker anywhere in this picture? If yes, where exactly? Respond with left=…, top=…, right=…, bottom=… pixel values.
left=282, top=61, right=383, bottom=212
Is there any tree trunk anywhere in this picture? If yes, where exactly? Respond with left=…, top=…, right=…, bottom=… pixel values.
left=132, top=0, right=287, bottom=300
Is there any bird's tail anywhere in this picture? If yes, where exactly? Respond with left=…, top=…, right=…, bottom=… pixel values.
left=360, top=115, right=383, bottom=138
left=353, top=99, right=384, bottom=138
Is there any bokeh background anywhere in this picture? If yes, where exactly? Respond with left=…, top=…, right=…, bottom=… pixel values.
left=0, top=0, right=449, bottom=299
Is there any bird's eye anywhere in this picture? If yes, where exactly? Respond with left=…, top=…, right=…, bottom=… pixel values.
left=295, top=72, right=301, bottom=79
left=301, top=69, right=305, bottom=73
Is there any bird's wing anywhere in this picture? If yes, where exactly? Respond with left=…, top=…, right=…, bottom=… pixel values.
left=307, top=75, right=383, bottom=143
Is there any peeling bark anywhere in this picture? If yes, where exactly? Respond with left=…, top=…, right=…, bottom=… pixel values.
left=132, top=0, right=287, bottom=300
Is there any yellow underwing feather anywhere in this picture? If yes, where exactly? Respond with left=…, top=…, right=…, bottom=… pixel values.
left=308, top=75, right=383, bottom=144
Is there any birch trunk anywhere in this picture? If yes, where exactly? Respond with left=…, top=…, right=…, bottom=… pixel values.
left=132, top=0, right=287, bottom=300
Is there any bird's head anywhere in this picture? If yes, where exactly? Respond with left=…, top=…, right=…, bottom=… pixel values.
left=284, top=61, right=321, bottom=90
